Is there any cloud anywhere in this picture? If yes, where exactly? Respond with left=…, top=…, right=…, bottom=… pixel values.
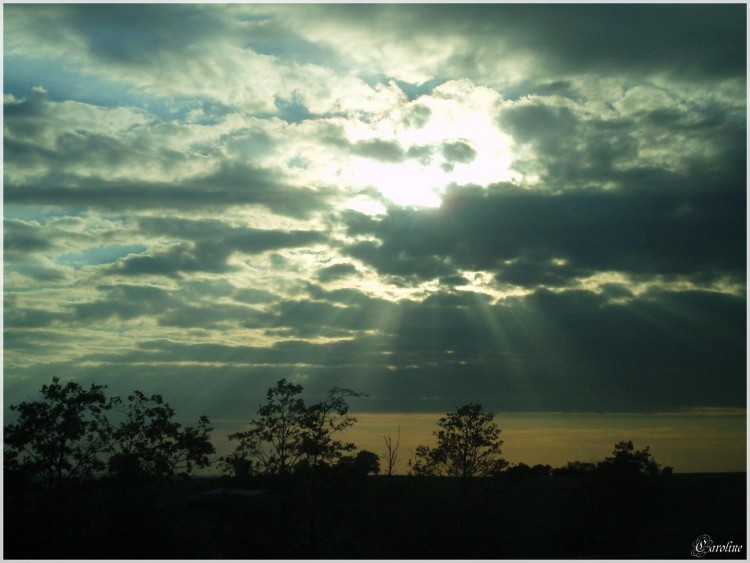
left=342, top=179, right=745, bottom=289
left=138, top=217, right=325, bottom=251
left=498, top=92, right=745, bottom=190
left=5, top=161, right=333, bottom=217
left=6, top=284, right=744, bottom=414
left=104, top=218, right=326, bottom=278
left=4, top=219, right=56, bottom=253
left=233, top=287, right=278, bottom=304
left=3, top=4, right=745, bottom=429
left=441, top=140, right=477, bottom=171
left=264, top=4, right=746, bottom=88
left=401, top=104, right=431, bottom=128
left=316, top=263, right=359, bottom=282
left=352, top=139, right=405, bottom=163
left=106, top=243, right=233, bottom=279
left=71, top=284, right=178, bottom=321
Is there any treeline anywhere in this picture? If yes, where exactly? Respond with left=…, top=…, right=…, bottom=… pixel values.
left=4, top=377, right=671, bottom=491
left=5, top=378, right=214, bottom=492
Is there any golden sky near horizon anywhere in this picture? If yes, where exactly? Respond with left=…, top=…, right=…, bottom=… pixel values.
left=207, top=409, right=746, bottom=475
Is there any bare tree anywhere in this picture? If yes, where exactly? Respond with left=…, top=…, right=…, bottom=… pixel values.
left=383, top=426, right=401, bottom=476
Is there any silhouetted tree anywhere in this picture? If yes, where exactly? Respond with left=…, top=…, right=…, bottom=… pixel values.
left=506, top=462, right=533, bottom=477
left=410, top=403, right=507, bottom=478
left=553, top=460, right=596, bottom=476
left=218, top=452, right=254, bottom=478
left=225, top=379, right=306, bottom=475
left=109, top=390, right=214, bottom=483
left=223, top=380, right=364, bottom=476
left=356, top=449, right=381, bottom=474
left=383, top=426, right=400, bottom=476
left=299, top=386, right=362, bottom=473
left=337, top=450, right=381, bottom=476
left=531, top=463, right=552, bottom=476
left=4, top=377, right=114, bottom=489
left=597, top=440, right=662, bottom=477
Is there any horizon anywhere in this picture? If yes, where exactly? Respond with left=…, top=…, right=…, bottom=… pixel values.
left=4, top=4, right=746, bottom=475
left=207, top=407, right=748, bottom=475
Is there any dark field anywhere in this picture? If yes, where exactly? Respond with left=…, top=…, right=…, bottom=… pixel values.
left=4, top=472, right=746, bottom=559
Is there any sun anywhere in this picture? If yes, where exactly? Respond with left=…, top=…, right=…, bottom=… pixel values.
left=349, top=158, right=449, bottom=208
left=343, top=112, right=518, bottom=212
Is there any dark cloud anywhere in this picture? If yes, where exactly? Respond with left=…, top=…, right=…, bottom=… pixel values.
left=274, top=91, right=312, bottom=123
left=233, top=287, right=278, bottom=304
left=442, top=141, right=476, bottom=164
left=499, top=97, right=745, bottom=190
left=159, top=303, right=273, bottom=329
left=106, top=217, right=326, bottom=278
left=242, top=17, right=342, bottom=68
left=346, top=238, right=455, bottom=281
left=352, top=139, right=405, bottom=163
left=405, top=145, right=434, bottom=164
left=4, top=307, right=65, bottom=329
left=441, top=140, right=477, bottom=171
left=4, top=219, right=55, bottom=254
left=3, top=87, right=51, bottom=138
left=268, top=289, right=399, bottom=338
left=8, top=256, right=68, bottom=282
left=108, top=218, right=326, bottom=278
left=58, top=4, right=225, bottom=65
left=64, top=282, right=271, bottom=329
left=318, top=124, right=441, bottom=167
left=316, top=263, right=359, bottom=282
left=5, top=161, right=332, bottom=217
left=7, top=285, right=744, bottom=414
left=139, top=217, right=326, bottom=254
left=307, top=4, right=746, bottom=81
left=304, top=284, right=378, bottom=306
left=439, top=274, right=470, bottom=287
left=505, top=4, right=747, bottom=80
left=401, top=103, right=432, bottom=128
left=107, top=242, right=233, bottom=279
left=72, top=284, right=178, bottom=321
left=343, top=180, right=745, bottom=287
left=500, top=104, right=579, bottom=156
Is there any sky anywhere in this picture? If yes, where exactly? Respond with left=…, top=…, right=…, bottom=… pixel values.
left=3, top=4, right=747, bottom=473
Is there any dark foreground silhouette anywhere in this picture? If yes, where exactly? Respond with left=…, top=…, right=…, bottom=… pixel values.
left=4, top=471, right=746, bottom=559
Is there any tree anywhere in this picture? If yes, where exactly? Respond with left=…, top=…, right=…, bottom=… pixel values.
left=354, top=450, right=381, bottom=475
left=410, top=403, right=507, bottom=478
left=109, top=390, right=214, bottom=483
left=531, top=463, right=552, bottom=476
left=218, top=452, right=254, bottom=478
left=298, top=386, right=362, bottom=472
left=506, top=462, right=533, bottom=477
left=337, top=450, right=381, bottom=476
left=224, top=380, right=364, bottom=476
left=4, top=377, right=114, bottom=489
left=597, top=440, right=662, bottom=477
left=226, top=379, right=306, bottom=475
left=383, top=426, right=401, bottom=476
